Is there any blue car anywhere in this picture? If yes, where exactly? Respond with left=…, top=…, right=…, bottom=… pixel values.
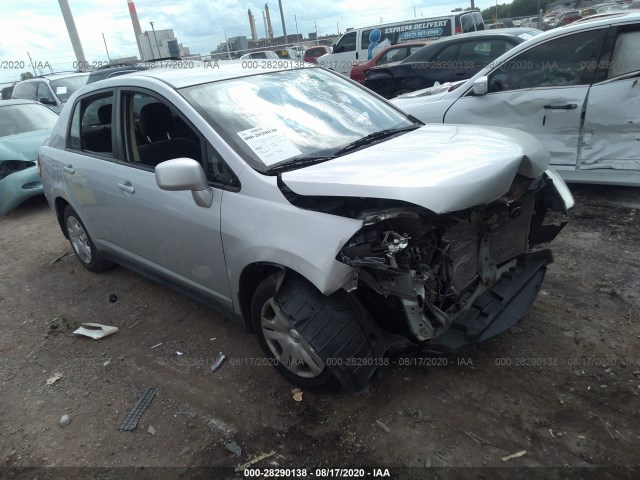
left=0, top=100, right=58, bottom=215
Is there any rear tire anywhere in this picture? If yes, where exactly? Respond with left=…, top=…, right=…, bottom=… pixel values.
left=251, top=274, right=338, bottom=391
left=63, top=206, right=113, bottom=273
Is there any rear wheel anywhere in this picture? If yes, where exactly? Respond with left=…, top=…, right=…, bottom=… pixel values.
left=251, top=274, right=337, bottom=390
left=64, top=206, right=113, bottom=272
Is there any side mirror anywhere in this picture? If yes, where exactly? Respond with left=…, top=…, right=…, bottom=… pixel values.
left=40, top=97, right=57, bottom=105
left=335, top=46, right=344, bottom=53
left=472, top=76, right=488, bottom=96
left=155, top=158, right=213, bottom=208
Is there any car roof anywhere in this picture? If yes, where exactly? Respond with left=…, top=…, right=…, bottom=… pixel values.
left=530, top=10, right=639, bottom=37
left=0, top=99, right=41, bottom=107
left=450, top=27, right=541, bottom=38
left=17, top=72, right=91, bottom=83
left=72, top=61, right=317, bottom=91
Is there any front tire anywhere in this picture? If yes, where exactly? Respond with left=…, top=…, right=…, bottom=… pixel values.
left=63, top=206, right=113, bottom=272
left=251, top=274, right=337, bottom=391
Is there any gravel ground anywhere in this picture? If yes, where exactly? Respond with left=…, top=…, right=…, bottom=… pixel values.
left=0, top=185, right=639, bottom=479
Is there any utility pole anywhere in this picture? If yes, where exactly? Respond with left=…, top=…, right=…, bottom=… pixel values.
left=294, top=14, right=299, bottom=42
left=315, top=20, right=319, bottom=45
left=58, top=0, right=87, bottom=67
left=27, top=51, right=37, bottom=75
left=336, top=21, right=339, bottom=35
left=150, top=22, right=161, bottom=59
left=278, top=0, right=288, bottom=45
left=223, top=30, right=232, bottom=60
left=145, top=32, right=154, bottom=60
left=102, top=33, right=111, bottom=64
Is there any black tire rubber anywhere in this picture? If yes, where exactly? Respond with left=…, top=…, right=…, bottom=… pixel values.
left=251, top=274, right=338, bottom=391
left=63, top=206, right=113, bottom=273
left=254, top=271, right=393, bottom=392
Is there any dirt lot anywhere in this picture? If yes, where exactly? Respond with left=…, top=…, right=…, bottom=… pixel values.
left=1, top=185, right=639, bottom=479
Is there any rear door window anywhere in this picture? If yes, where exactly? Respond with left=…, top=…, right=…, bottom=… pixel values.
left=67, top=93, right=114, bottom=157
left=12, top=82, right=38, bottom=101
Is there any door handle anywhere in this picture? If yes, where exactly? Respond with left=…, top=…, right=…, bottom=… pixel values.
left=543, top=104, right=577, bottom=110
left=63, top=164, right=74, bottom=174
left=454, top=71, right=466, bottom=76
left=118, top=182, right=135, bottom=194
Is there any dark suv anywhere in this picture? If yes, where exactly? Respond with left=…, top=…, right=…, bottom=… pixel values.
left=365, top=28, right=541, bottom=99
left=11, top=72, right=91, bottom=113
left=11, top=67, right=144, bottom=113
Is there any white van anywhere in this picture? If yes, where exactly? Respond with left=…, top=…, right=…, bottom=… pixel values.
left=318, top=11, right=485, bottom=75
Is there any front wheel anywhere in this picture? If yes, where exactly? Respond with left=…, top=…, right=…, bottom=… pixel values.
left=251, top=274, right=337, bottom=391
left=64, top=206, right=113, bottom=272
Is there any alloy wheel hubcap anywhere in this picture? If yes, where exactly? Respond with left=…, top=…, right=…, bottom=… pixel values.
left=66, top=216, right=92, bottom=264
left=260, top=298, right=325, bottom=378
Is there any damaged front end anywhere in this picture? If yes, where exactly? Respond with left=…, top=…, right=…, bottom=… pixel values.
left=0, top=160, right=42, bottom=216
left=337, top=170, right=571, bottom=352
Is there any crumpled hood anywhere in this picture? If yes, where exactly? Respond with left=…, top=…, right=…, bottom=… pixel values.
left=281, top=124, right=549, bottom=214
left=0, top=129, right=52, bottom=161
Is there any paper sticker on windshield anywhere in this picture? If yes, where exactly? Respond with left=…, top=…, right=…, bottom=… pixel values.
left=237, top=127, right=302, bottom=166
left=55, top=87, right=67, bottom=95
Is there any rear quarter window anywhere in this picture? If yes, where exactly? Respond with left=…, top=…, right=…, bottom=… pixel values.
left=12, top=82, right=38, bottom=101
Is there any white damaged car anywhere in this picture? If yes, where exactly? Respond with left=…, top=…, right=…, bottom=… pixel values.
left=394, top=12, right=640, bottom=186
left=39, top=64, right=573, bottom=391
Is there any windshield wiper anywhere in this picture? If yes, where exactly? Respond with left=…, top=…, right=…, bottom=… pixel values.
left=268, top=155, right=336, bottom=174
left=333, top=125, right=420, bottom=156
left=267, top=125, right=419, bottom=174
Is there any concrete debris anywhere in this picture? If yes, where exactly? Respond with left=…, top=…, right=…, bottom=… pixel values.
left=59, top=414, right=71, bottom=427
left=46, top=372, right=63, bottom=385
left=501, top=450, right=527, bottom=462
left=375, top=420, right=391, bottom=432
left=211, top=353, right=226, bottom=372
left=226, top=441, right=242, bottom=457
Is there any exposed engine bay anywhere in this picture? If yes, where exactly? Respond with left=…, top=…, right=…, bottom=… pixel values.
left=333, top=173, right=569, bottom=346
left=279, top=171, right=570, bottom=354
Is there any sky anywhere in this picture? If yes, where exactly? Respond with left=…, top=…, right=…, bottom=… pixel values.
left=0, top=0, right=502, bottom=84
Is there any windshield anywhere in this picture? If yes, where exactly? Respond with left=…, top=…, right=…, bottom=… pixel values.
left=0, top=103, right=59, bottom=137
left=49, top=74, right=91, bottom=103
left=180, top=68, right=415, bottom=172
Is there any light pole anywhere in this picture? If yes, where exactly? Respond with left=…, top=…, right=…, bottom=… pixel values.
left=150, top=21, right=161, bottom=59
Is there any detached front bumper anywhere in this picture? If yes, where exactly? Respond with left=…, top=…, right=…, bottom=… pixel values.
left=430, top=249, right=552, bottom=352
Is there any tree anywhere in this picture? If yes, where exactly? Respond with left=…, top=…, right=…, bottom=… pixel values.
left=20, top=72, right=34, bottom=81
left=481, top=0, right=551, bottom=20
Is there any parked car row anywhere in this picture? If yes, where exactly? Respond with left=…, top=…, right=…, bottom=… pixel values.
left=393, top=11, right=640, bottom=186
left=0, top=100, right=59, bottom=215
